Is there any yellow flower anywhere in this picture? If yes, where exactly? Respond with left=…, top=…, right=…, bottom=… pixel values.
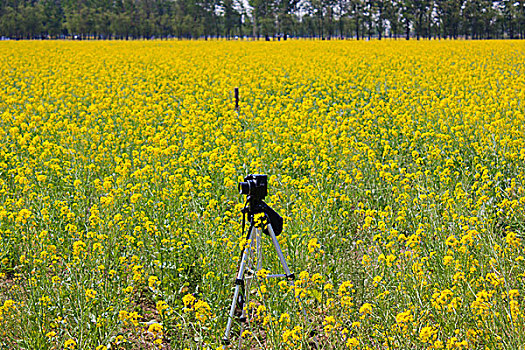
left=45, top=331, right=57, bottom=338
left=148, top=275, right=159, bottom=290
left=359, top=303, right=373, bottom=315
left=156, top=300, right=169, bottom=316
left=419, top=326, right=437, bottom=343
left=182, top=294, right=196, bottom=308
left=346, top=337, right=359, bottom=348
left=434, top=340, right=444, bottom=349
left=279, top=313, right=290, bottom=323
left=362, top=254, right=371, bottom=266
left=338, top=281, right=354, bottom=296
left=253, top=212, right=267, bottom=229
left=282, top=325, right=302, bottom=344
left=148, top=322, right=163, bottom=335
left=194, top=300, right=211, bottom=322
left=64, top=339, right=76, bottom=349
left=241, top=330, right=252, bottom=338
left=72, top=240, right=85, bottom=256
left=130, top=193, right=141, bottom=204
left=443, top=255, right=453, bottom=265
left=85, top=288, right=97, bottom=301
left=119, top=310, right=129, bottom=321
left=445, top=235, right=459, bottom=247
left=396, top=309, right=413, bottom=324
left=307, top=238, right=320, bottom=253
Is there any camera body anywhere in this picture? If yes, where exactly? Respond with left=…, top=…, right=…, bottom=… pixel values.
left=238, top=174, right=268, bottom=200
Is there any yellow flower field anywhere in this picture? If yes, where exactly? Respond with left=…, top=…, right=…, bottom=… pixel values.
left=1, top=40, right=525, bottom=349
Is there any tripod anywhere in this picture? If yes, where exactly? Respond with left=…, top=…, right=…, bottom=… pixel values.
left=222, top=196, right=295, bottom=347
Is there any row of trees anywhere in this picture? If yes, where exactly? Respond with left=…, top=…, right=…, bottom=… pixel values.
left=1, top=0, right=525, bottom=40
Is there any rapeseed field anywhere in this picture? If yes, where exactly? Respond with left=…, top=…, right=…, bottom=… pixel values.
left=1, top=40, right=525, bottom=349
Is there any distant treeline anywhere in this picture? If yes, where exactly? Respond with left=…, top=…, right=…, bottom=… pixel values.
left=1, top=0, right=525, bottom=40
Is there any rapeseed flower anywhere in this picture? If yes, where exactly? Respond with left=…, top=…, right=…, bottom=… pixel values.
left=2, top=39, right=525, bottom=349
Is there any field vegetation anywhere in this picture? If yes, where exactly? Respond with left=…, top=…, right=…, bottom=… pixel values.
left=1, top=40, right=525, bottom=349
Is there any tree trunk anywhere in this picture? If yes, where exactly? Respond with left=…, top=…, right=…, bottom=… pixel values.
left=252, top=14, right=256, bottom=39
left=354, top=4, right=359, bottom=40
left=378, top=5, right=383, bottom=40
left=368, top=17, right=371, bottom=40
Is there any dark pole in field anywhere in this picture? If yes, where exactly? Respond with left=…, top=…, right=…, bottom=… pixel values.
left=235, top=87, right=239, bottom=111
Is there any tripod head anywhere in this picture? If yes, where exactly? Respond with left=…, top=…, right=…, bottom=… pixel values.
left=239, top=174, right=283, bottom=236
left=243, top=195, right=283, bottom=236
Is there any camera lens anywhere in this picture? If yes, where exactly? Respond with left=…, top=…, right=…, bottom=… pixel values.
left=238, top=181, right=250, bottom=195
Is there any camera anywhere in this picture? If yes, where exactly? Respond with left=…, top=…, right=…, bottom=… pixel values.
left=238, top=174, right=267, bottom=200
left=238, top=173, right=282, bottom=236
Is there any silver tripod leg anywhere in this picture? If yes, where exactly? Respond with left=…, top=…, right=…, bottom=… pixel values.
left=223, top=225, right=256, bottom=345
left=256, top=227, right=262, bottom=271
left=237, top=227, right=261, bottom=348
left=266, top=223, right=294, bottom=280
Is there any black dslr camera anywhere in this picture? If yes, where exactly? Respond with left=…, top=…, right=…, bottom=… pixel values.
left=238, top=174, right=267, bottom=200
